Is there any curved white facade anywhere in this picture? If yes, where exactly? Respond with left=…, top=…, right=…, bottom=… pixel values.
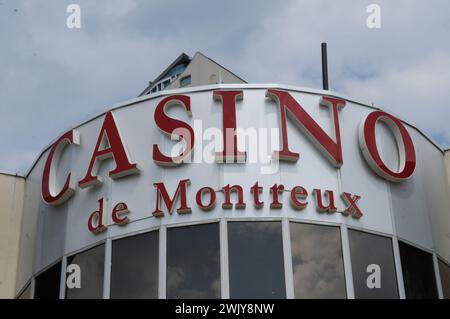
left=15, top=84, right=450, bottom=299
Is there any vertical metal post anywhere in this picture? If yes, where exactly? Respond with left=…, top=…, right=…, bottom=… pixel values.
left=220, top=219, right=230, bottom=299
left=59, top=256, right=67, bottom=299
left=282, top=218, right=295, bottom=299
left=392, top=237, right=406, bottom=299
left=103, top=238, right=112, bottom=299
left=321, top=42, right=329, bottom=90
left=340, top=225, right=355, bottom=299
left=433, top=254, right=444, bottom=299
left=30, top=278, right=36, bottom=299
left=158, top=225, right=167, bottom=299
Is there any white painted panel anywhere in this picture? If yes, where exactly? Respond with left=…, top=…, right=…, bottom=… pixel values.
left=64, top=117, right=110, bottom=255
left=339, top=102, right=394, bottom=235
left=18, top=85, right=449, bottom=280
left=16, top=155, right=44, bottom=291
left=390, top=129, right=435, bottom=250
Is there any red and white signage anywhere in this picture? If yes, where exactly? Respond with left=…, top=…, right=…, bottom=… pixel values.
left=40, top=88, right=417, bottom=234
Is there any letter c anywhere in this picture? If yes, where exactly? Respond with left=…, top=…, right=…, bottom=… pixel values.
left=41, top=130, right=79, bottom=205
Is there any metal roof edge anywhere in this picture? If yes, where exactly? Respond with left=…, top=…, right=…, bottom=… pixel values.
left=0, top=170, right=25, bottom=178
left=138, top=53, right=192, bottom=97
left=194, top=51, right=247, bottom=83
left=23, top=83, right=446, bottom=178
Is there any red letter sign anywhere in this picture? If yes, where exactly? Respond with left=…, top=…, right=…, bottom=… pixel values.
left=214, top=90, right=246, bottom=163
left=153, top=95, right=194, bottom=166
left=111, top=202, right=130, bottom=225
left=42, top=130, right=79, bottom=205
left=222, top=184, right=246, bottom=209
left=250, top=182, right=264, bottom=208
left=290, top=186, right=308, bottom=210
left=152, top=179, right=192, bottom=217
left=266, top=90, right=345, bottom=167
left=359, top=111, right=416, bottom=182
left=313, top=189, right=337, bottom=213
left=195, top=186, right=217, bottom=211
left=87, top=198, right=107, bottom=234
left=79, top=111, right=139, bottom=188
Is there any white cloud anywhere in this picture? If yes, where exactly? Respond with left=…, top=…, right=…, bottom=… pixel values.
left=1, top=0, right=450, bottom=173
left=235, top=0, right=450, bottom=144
left=341, top=51, right=450, bottom=141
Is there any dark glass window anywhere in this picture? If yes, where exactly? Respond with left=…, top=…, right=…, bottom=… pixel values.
left=110, top=231, right=159, bottom=299
left=180, top=75, right=191, bottom=87
left=166, top=63, right=187, bottom=78
left=228, top=222, right=286, bottom=298
left=167, top=223, right=220, bottom=298
left=162, top=79, right=171, bottom=88
left=399, top=241, right=438, bottom=299
left=348, top=230, right=399, bottom=298
left=438, top=259, right=450, bottom=299
left=66, top=244, right=105, bottom=299
left=34, top=261, right=61, bottom=299
left=290, top=223, right=346, bottom=299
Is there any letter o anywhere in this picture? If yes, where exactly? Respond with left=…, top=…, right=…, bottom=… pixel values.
left=195, top=187, right=216, bottom=211
left=359, top=111, right=416, bottom=182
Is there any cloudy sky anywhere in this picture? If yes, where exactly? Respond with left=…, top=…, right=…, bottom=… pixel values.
left=1, top=0, right=450, bottom=174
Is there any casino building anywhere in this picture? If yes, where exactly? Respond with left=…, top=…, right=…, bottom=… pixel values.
left=1, top=52, right=450, bottom=299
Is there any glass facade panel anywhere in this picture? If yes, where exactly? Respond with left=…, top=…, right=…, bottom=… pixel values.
left=34, top=261, right=61, bottom=299
left=27, top=222, right=449, bottom=299
left=399, top=241, right=438, bottom=299
left=180, top=75, right=191, bottom=87
left=290, top=222, right=346, bottom=299
left=166, top=223, right=220, bottom=298
left=166, top=63, right=187, bottom=78
left=111, top=231, right=159, bottom=299
left=228, top=222, right=286, bottom=299
left=162, top=79, right=171, bottom=88
left=438, top=259, right=450, bottom=299
left=66, top=244, right=105, bottom=299
left=348, top=230, right=399, bottom=298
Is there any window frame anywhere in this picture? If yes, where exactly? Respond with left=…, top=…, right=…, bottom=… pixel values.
left=289, top=221, right=348, bottom=299
left=179, top=75, right=192, bottom=87
left=26, top=217, right=447, bottom=299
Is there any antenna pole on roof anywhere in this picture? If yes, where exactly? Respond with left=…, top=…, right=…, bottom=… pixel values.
left=321, top=42, right=329, bottom=90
